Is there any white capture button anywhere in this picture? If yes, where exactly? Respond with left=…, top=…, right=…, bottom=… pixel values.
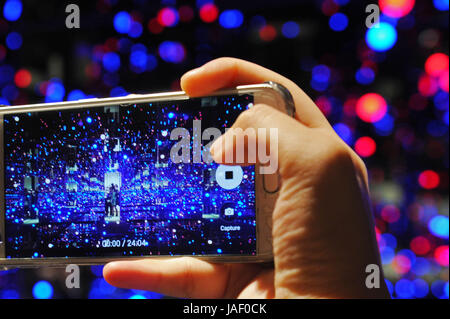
left=215, top=165, right=243, bottom=190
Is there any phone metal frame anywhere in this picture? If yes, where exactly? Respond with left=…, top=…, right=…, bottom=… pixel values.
left=0, top=82, right=295, bottom=269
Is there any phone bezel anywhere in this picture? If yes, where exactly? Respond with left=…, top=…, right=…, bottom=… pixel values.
left=0, top=83, right=294, bottom=268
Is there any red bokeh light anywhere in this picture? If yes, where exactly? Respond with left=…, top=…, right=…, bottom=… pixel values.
left=418, top=74, right=439, bottom=97
left=354, top=136, right=377, bottom=157
left=439, top=70, right=449, bottom=92
left=199, top=3, right=218, bottom=23
left=356, top=93, right=387, bottom=123
left=418, top=170, right=440, bottom=189
left=259, top=25, right=277, bottom=42
left=381, top=205, right=401, bottom=223
left=148, top=18, right=164, bottom=34
left=0, top=44, right=6, bottom=61
left=157, top=7, right=178, bottom=27
left=425, top=53, right=449, bottom=77
left=179, top=5, right=194, bottom=22
left=321, top=0, right=339, bottom=16
left=14, top=69, right=32, bottom=88
left=434, top=245, right=449, bottom=267
left=379, top=0, right=415, bottom=18
left=410, top=236, right=431, bottom=255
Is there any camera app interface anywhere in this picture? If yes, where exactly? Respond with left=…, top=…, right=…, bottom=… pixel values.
left=3, top=95, right=256, bottom=258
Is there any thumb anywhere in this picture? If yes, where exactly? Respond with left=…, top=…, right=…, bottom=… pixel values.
left=210, top=103, right=308, bottom=177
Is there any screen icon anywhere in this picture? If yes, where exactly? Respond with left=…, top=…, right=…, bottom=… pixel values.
left=215, top=165, right=243, bottom=190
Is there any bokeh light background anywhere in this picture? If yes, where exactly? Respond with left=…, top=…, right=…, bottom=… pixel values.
left=0, top=0, right=448, bottom=299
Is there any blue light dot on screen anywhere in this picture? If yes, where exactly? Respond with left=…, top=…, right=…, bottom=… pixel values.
left=86, top=117, right=92, bottom=124
left=102, top=52, right=121, bottom=72
left=3, top=0, right=22, bottom=21
left=282, top=21, right=300, bottom=38
left=217, top=248, right=222, bottom=254
left=355, top=67, right=375, bottom=85
left=434, top=0, right=449, bottom=11
left=32, top=281, right=53, bottom=299
left=395, top=279, right=415, bottom=299
left=6, top=32, right=22, bottom=50
left=329, top=13, right=348, bottom=31
left=428, top=215, right=449, bottom=239
left=157, top=141, right=162, bottom=146
left=168, top=112, right=175, bottom=119
left=219, top=10, right=244, bottom=29
left=114, top=11, right=131, bottom=34
left=366, top=22, right=398, bottom=52
left=67, top=89, right=86, bottom=101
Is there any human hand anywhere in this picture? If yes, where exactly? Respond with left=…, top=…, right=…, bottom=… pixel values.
left=103, top=58, right=390, bottom=299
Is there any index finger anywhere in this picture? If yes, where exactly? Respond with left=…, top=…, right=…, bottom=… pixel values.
left=181, top=57, right=331, bottom=129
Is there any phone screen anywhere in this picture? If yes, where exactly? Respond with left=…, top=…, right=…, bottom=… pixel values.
left=2, top=94, right=257, bottom=258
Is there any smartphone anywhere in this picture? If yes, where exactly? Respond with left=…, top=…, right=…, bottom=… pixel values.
left=0, top=82, right=295, bottom=269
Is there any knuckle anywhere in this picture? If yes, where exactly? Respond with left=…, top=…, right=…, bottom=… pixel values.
left=180, top=257, right=196, bottom=298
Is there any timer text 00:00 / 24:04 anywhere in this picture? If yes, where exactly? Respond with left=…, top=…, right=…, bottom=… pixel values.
left=100, top=239, right=149, bottom=248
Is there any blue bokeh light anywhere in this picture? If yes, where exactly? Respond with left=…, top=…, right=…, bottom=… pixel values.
left=219, top=10, right=244, bottom=29
left=413, top=279, right=429, bottom=298
left=128, top=21, right=143, bottom=38
left=333, top=123, right=353, bottom=144
left=102, top=52, right=121, bottom=72
left=433, top=0, right=449, bottom=11
left=158, top=41, right=185, bottom=64
left=6, top=32, right=23, bottom=50
left=32, top=281, right=53, bottom=299
left=329, top=13, right=348, bottom=31
left=395, top=279, right=415, bottom=299
left=282, top=21, right=300, bottom=38
left=355, top=67, right=375, bottom=85
left=3, top=0, right=22, bottom=21
left=366, top=22, right=398, bottom=52
left=114, top=11, right=132, bottom=34
left=428, top=215, right=449, bottom=239
left=67, top=89, right=86, bottom=101
left=45, top=81, right=65, bottom=103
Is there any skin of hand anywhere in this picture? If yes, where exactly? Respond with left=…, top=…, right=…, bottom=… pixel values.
left=103, top=57, right=390, bottom=299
